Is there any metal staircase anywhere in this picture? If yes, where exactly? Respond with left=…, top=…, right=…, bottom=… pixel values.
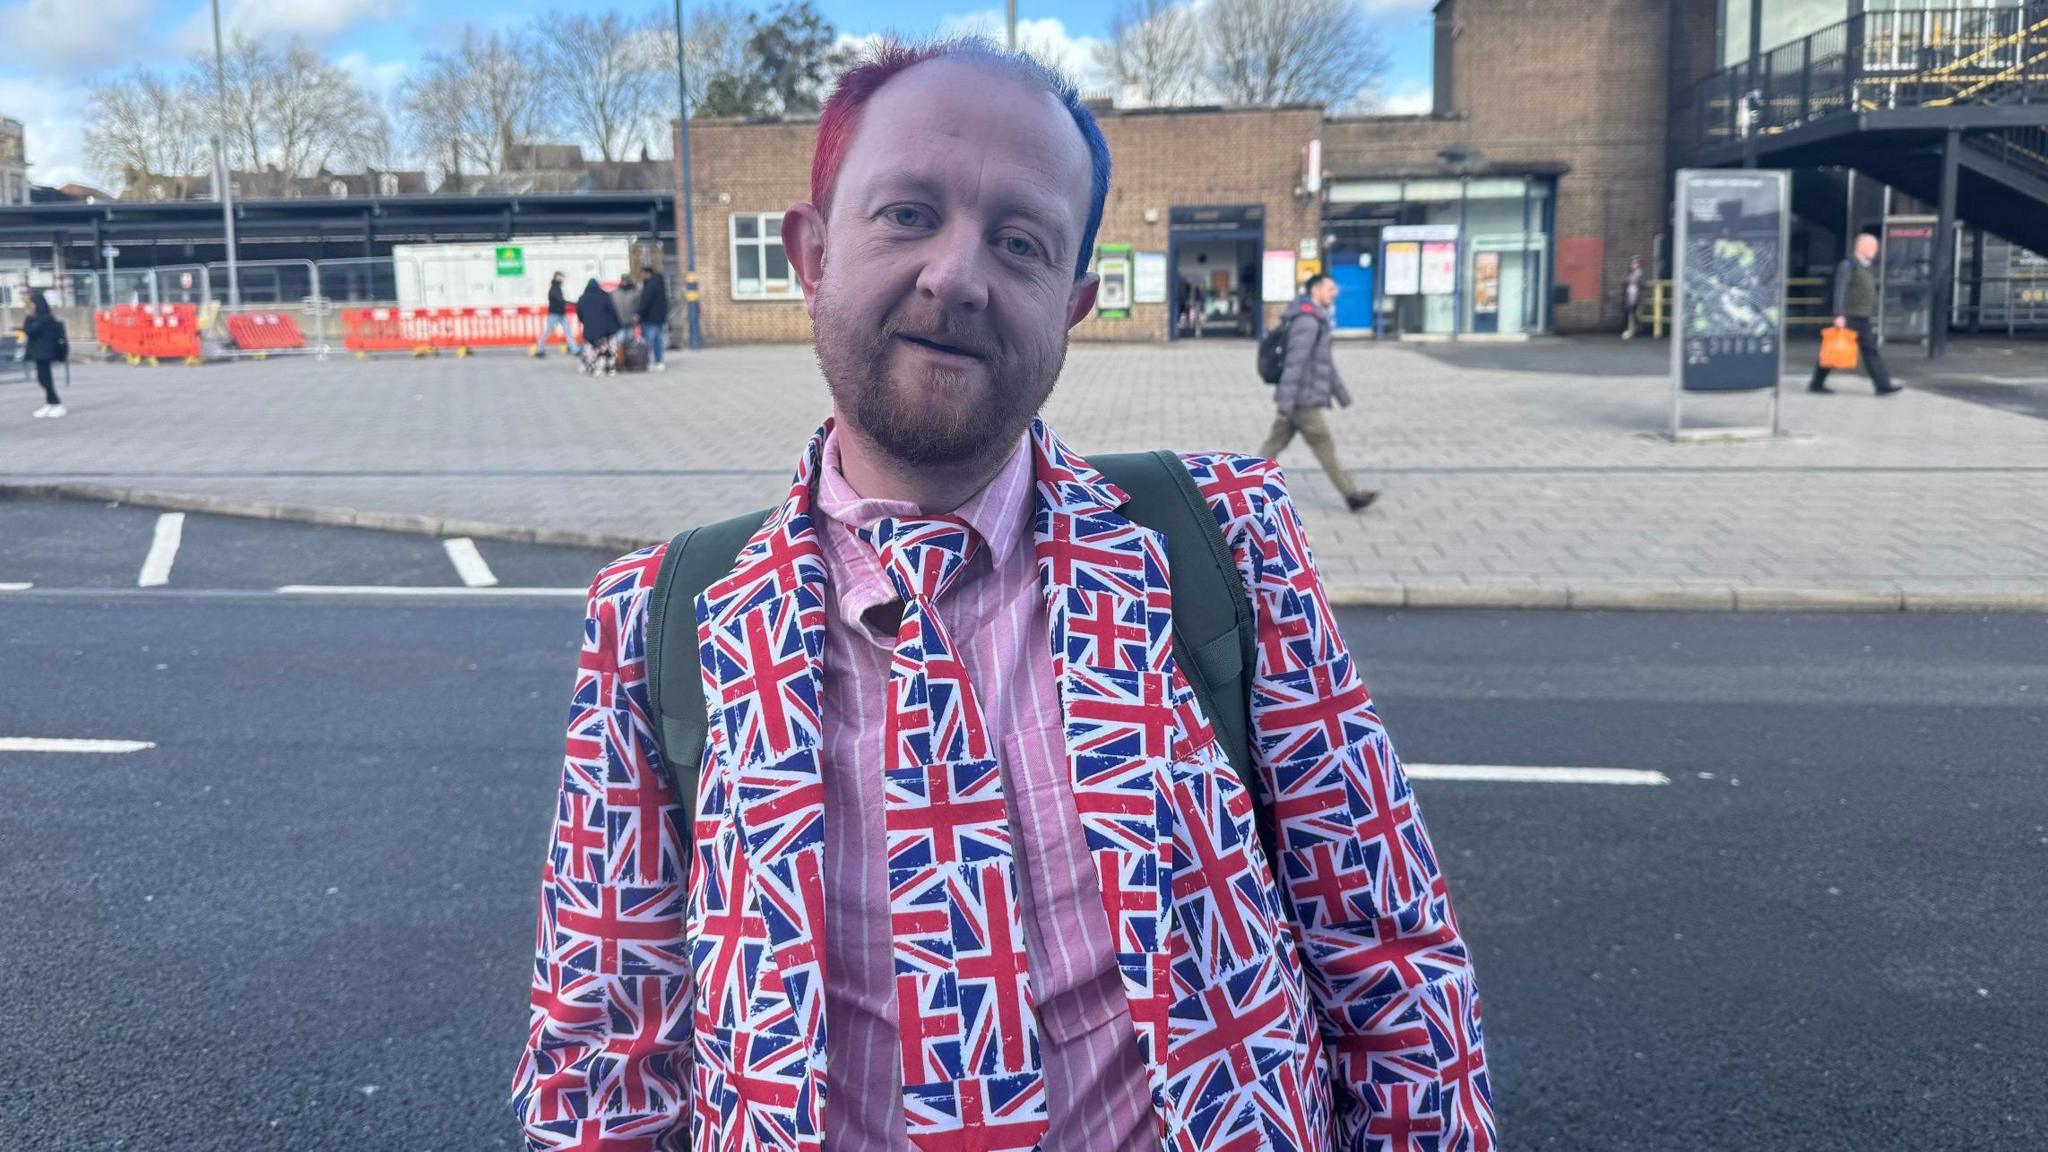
left=1676, top=3, right=2048, bottom=353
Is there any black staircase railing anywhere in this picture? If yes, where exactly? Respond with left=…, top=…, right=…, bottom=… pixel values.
left=1689, top=3, right=2048, bottom=153
left=1973, top=123, right=2048, bottom=183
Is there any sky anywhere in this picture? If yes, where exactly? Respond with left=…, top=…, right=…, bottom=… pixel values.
left=0, top=0, right=1438, bottom=190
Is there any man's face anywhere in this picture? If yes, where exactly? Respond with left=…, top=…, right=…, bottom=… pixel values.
left=1312, top=279, right=1338, bottom=309
left=1856, top=236, right=1880, bottom=263
left=792, top=58, right=1098, bottom=469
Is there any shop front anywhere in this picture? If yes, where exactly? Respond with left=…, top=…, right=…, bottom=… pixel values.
left=1324, top=174, right=1556, bottom=339
left=1167, top=204, right=1267, bottom=341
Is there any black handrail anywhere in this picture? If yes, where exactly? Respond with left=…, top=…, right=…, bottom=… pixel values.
left=1687, top=3, right=2048, bottom=153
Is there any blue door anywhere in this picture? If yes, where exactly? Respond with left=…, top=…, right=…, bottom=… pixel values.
left=1329, top=253, right=1374, bottom=332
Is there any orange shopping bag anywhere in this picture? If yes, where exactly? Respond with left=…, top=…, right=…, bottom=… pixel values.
left=1819, top=326, right=1859, bottom=370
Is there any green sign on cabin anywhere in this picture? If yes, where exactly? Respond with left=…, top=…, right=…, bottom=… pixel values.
left=495, top=245, right=524, bottom=276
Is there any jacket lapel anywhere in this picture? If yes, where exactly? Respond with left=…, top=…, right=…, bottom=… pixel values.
left=1029, top=421, right=1179, bottom=1125
left=694, top=420, right=835, bottom=1149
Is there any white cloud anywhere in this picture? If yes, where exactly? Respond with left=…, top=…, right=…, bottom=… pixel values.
left=0, top=77, right=96, bottom=187
left=933, top=10, right=1107, bottom=90
left=335, top=51, right=408, bottom=104
left=1379, top=83, right=1432, bottom=115
left=172, top=0, right=399, bottom=53
left=0, top=0, right=159, bottom=74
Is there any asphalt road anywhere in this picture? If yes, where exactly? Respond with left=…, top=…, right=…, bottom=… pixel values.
left=3, top=503, right=2045, bottom=1150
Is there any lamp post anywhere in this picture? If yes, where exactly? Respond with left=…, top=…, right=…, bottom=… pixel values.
left=673, top=0, right=703, bottom=350
left=210, top=0, right=241, bottom=308
left=1007, top=0, right=1017, bottom=50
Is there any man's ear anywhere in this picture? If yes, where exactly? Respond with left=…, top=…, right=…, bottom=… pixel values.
left=1066, top=272, right=1099, bottom=330
left=784, top=203, right=827, bottom=318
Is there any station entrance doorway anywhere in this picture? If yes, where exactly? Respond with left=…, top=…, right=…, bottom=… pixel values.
left=1168, top=204, right=1265, bottom=341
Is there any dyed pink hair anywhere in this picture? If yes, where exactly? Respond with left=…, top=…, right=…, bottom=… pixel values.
left=809, top=40, right=950, bottom=218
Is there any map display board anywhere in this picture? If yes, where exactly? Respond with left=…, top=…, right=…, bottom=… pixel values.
left=1673, top=169, right=1787, bottom=393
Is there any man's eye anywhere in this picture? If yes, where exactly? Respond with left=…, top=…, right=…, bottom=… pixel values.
left=888, top=207, right=925, bottom=227
left=1002, top=236, right=1038, bottom=259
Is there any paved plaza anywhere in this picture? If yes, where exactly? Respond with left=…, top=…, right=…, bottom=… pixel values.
left=5, top=337, right=2047, bottom=608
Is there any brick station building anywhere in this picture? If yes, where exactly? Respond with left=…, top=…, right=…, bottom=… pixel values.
left=676, top=0, right=1710, bottom=345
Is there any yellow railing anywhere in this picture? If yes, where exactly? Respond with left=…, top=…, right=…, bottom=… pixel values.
left=1639, top=277, right=1830, bottom=339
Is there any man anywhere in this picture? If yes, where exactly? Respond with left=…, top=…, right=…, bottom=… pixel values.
left=513, top=39, right=1491, bottom=1152
left=1621, top=254, right=1644, bottom=339
left=541, top=271, right=579, bottom=357
left=1809, top=232, right=1901, bottom=396
left=1259, top=274, right=1378, bottom=512
left=638, top=264, right=671, bottom=373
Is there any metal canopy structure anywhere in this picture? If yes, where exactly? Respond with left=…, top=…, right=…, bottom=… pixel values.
left=0, top=192, right=675, bottom=264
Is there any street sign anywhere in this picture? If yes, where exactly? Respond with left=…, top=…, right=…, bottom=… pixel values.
left=101, top=246, right=119, bottom=258
left=1670, top=168, right=1788, bottom=438
left=495, top=245, right=524, bottom=276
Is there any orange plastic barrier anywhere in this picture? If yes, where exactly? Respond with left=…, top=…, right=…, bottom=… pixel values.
left=225, top=311, right=305, bottom=352
left=94, top=304, right=202, bottom=361
left=339, top=305, right=575, bottom=355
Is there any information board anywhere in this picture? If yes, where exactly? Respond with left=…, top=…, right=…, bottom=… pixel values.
left=1133, top=251, right=1167, bottom=304
left=1673, top=169, right=1786, bottom=394
left=1383, top=242, right=1421, bottom=295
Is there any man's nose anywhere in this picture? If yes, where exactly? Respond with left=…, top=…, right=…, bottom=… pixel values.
left=915, top=224, right=990, bottom=313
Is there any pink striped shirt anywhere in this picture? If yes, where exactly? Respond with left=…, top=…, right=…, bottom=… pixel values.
left=812, top=427, right=1156, bottom=1152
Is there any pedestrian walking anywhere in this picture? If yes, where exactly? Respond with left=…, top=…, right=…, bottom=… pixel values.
left=1622, top=253, right=1645, bottom=338
left=1258, top=273, right=1378, bottom=510
left=540, top=271, right=579, bottom=357
left=512, top=37, right=1490, bottom=1152
left=635, top=264, right=669, bottom=372
left=1809, top=232, right=1901, bottom=396
left=22, top=288, right=67, bottom=419
left=572, top=277, right=620, bottom=375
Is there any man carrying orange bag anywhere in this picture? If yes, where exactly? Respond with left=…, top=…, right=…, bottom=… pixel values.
left=1808, top=232, right=1901, bottom=396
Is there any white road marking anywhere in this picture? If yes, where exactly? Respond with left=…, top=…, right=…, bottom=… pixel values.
left=0, top=737, right=156, bottom=754
left=138, top=512, right=185, bottom=588
left=275, top=585, right=583, bottom=597
left=1405, top=764, right=1671, bottom=786
left=442, top=537, right=499, bottom=588
left=0, top=582, right=31, bottom=592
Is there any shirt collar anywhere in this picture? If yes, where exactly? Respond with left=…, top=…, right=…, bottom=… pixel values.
left=815, top=425, right=1035, bottom=572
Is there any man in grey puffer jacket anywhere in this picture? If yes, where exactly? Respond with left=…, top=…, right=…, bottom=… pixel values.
left=1258, top=274, right=1379, bottom=511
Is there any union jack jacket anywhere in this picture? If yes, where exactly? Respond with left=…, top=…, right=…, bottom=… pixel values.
left=514, top=419, right=1494, bottom=1152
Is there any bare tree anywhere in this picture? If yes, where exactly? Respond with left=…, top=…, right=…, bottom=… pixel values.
left=455, top=26, right=549, bottom=171
left=211, top=34, right=270, bottom=175
left=654, top=0, right=752, bottom=122
left=84, top=67, right=208, bottom=194
left=193, top=35, right=391, bottom=186
left=398, top=52, right=480, bottom=189
left=264, top=41, right=389, bottom=177
left=538, top=12, right=664, bottom=162
left=1092, top=0, right=1206, bottom=107
left=1205, top=0, right=1388, bottom=107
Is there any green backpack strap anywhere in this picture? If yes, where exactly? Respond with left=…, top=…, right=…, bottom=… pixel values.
left=645, top=509, right=774, bottom=857
left=644, top=451, right=1269, bottom=866
left=1089, top=450, right=1271, bottom=868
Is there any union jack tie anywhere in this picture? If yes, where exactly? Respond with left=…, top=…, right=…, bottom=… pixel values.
left=855, top=515, right=1050, bottom=1151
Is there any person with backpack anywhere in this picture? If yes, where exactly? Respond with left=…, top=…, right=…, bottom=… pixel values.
left=513, top=38, right=1492, bottom=1152
left=23, top=288, right=67, bottom=419
left=1257, top=273, right=1378, bottom=510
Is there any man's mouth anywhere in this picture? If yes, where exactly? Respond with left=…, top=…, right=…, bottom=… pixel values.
left=896, top=333, right=983, bottom=360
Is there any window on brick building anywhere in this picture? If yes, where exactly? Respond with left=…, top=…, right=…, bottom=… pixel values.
left=729, top=213, right=801, bottom=300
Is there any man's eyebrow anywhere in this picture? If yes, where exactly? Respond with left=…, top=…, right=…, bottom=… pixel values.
left=857, top=171, right=947, bottom=208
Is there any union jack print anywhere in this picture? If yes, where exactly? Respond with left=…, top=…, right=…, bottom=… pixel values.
left=514, top=425, right=1494, bottom=1152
